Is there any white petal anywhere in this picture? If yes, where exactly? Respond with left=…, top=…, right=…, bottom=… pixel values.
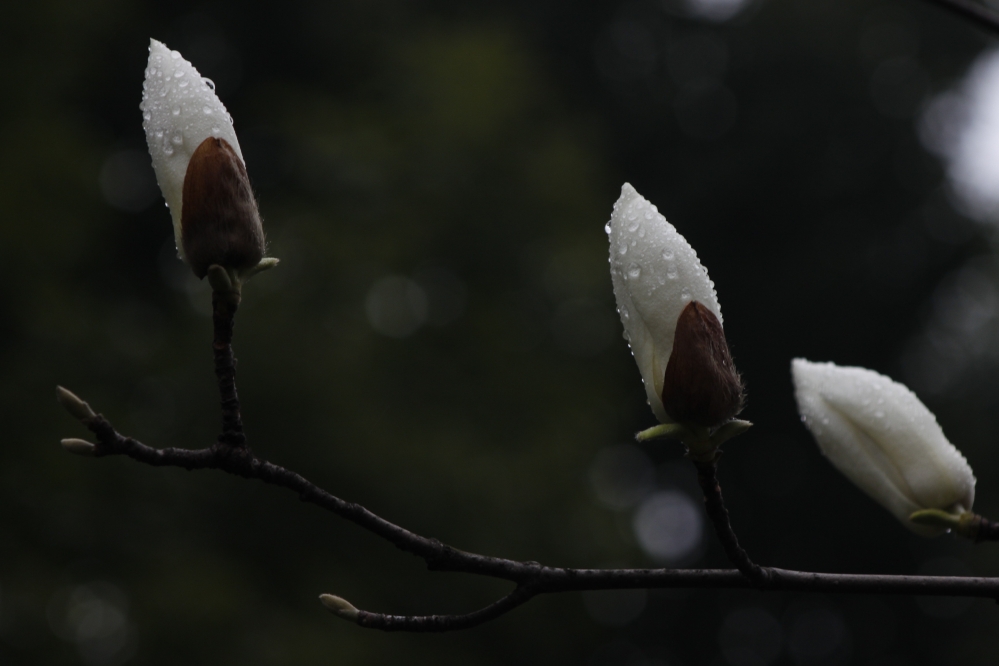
left=140, top=38, right=243, bottom=259
left=792, top=359, right=975, bottom=536
left=607, top=183, right=721, bottom=421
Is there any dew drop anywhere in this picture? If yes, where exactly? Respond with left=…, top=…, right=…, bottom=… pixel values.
left=171, top=135, right=183, bottom=145
left=211, top=126, right=221, bottom=136
left=203, top=78, right=216, bottom=91
left=142, top=111, right=152, bottom=121
left=667, top=267, right=678, bottom=280
left=203, top=106, right=213, bottom=115
left=661, top=249, right=674, bottom=261
left=172, top=107, right=181, bottom=116
left=627, top=219, right=640, bottom=232
left=604, top=222, right=612, bottom=235
left=178, top=80, right=189, bottom=88
left=171, top=51, right=181, bottom=59
left=174, top=70, right=184, bottom=78
left=681, top=291, right=691, bottom=302
left=618, top=243, right=628, bottom=256
left=627, top=264, right=641, bottom=279
left=164, top=145, right=174, bottom=156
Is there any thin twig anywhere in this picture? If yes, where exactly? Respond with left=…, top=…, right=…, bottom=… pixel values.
left=692, top=454, right=772, bottom=585
left=921, top=0, right=999, bottom=33
left=212, top=292, right=246, bottom=448
left=355, top=585, right=538, bottom=632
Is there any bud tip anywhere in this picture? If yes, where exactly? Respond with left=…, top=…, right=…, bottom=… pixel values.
left=56, top=386, right=96, bottom=422
left=319, top=594, right=359, bottom=621
left=61, top=438, right=97, bottom=456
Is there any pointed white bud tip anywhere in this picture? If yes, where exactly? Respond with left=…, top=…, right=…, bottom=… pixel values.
left=56, top=386, right=96, bottom=422
left=141, top=39, right=244, bottom=258
left=61, top=438, right=97, bottom=456
left=319, top=594, right=359, bottom=621
left=607, top=183, right=723, bottom=423
left=792, top=359, right=975, bottom=537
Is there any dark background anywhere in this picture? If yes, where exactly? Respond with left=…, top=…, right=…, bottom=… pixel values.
left=2, top=0, right=998, bottom=664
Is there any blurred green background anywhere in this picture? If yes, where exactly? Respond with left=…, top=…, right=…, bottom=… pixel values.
left=3, top=0, right=999, bottom=663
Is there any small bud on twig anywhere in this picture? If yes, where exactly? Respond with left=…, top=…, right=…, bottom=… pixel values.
left=660, top=301, right=744, bottom=428
left=56, top=386, right=96, bottom=423
left=319, top=594, right=360, bottom=621
left=61, top=438, right=97, bottom=456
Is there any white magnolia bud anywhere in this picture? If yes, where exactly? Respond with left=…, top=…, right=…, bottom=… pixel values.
left=140, top=39, right=265, bottom=279
left=792, top=359, right=975, bottom=536
left=607, top=183, right=723, bottom=422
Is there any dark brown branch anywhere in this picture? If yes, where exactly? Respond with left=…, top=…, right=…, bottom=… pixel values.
left=69, top=411, right=999, bottom=633
left=693, top=454, right=772, bottom=585
left=212, top=291, right=246, bottom=448
left=921, top=0, right=999, bottom=33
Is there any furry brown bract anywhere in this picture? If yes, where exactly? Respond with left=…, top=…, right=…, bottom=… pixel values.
left=660, top=301, right=744, bottom=428
left=181, top=137, right=265, bottom=279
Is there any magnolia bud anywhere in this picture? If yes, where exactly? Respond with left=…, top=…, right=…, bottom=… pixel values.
left=661, top=301, right=743, bottom=427
left=141, top=39, right=267, bottom=280
left=792, top=359, right=975, bottom=536
left=607, top=183, right=724, bottom=423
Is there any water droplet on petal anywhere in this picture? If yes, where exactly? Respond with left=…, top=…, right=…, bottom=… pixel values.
left=172, top=107, right=181, bottom=116
left=604, top=222, right=612, bottom=235
left=203, top=106, right=213, bottom=115
left=142, top=111, right=152, bottom=121
left=661, top=249, right=674, bottom=261
left=666, top=267, right=678, bottom=280
left=171, top=135, right=183, bottom=145
left=178, top=80, right=189, bottom=88
left=627, top=264, right=641, bottom=279
left=174, top=70, right=184, bottom=78
left=203, top=78, right=215, bottom=91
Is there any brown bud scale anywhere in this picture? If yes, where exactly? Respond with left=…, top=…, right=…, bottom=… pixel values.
left=661, top=301, right=744, bottom=428
left=181, top=137, right=265, bottom=279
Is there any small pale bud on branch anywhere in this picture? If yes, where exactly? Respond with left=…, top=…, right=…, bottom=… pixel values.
left=661, top=301, right=744, bottom=428
left=607, top=184, right=724, bottom=424
left=61, top=438, right=97, bottom=456
left=319, top=594, right=360, bottom=621
left=792, top=359, right=975, bottom=537
left=56, top=386, right=96, bottom=422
